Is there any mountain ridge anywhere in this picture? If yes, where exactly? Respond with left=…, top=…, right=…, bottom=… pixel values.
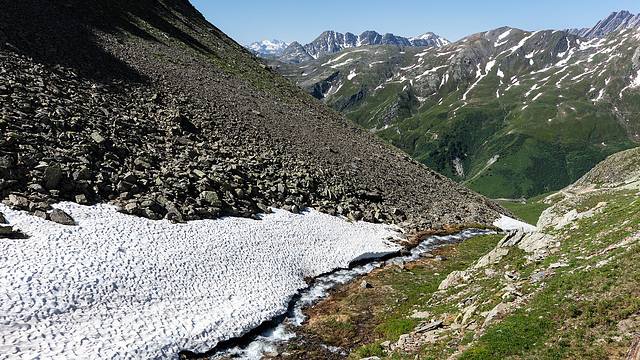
left=245, top=39, right=290, bottom=55
left=263, top=29, right=450, bottom=64
left=566, top=10, right=640, bottom=38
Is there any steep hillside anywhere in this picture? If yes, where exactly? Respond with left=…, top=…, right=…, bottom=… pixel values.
left=0, top=0, right=510, bottom=231
left=275, top=25, right=640, bottom=199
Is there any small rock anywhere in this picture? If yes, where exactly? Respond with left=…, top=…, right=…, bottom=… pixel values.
left=438, top=270, right=469, bottom=290
left=49, top=209, right=75, bottom=226
left=548, top=262, right=569, bottom=269
left=0, top=225, right=13, bottom=235
left=414, top=319, right=443, bottom=333
left=27, top=183, right=46, bottom=193
left=485, top=268, right=496, bottom=277
left=420, top=253, right=435, bottom=258
left=201, top=191, right=222, bottom=207
left=504, top=271, right=520, bottom=281
left=483, top=302, right=508, bottom=327
left=0, top=212, right=5, bottom=224
left=72, top=166, right=92, bottom=181
left=410, top=311, right=431, bottom=319
left=43, top=163, right=62, bottom=189
left=91, top=131, right=106, bottom=144
left=360, top=280, right=372, bottom=288
left=75, top=194, right=88, bottom=204
left=8, top=194, right=29, bottom=209
left=474, top=247, right=509, bottom=268
left=435, top=255, right=446, bottom=261
left=122, top=172, right=137, bottom=184
left=380, top=340, right=391, bottom=348
left=125, top=202, right=140, bottom=214
left=34, top=210, right=48, bottom=220
left=348, top=210, right=363, bottom=221
left=134, top=157, right=153, bottom=170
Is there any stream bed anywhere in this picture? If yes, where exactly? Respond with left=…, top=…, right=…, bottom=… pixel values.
left=182, top=227, right=496, bottom=359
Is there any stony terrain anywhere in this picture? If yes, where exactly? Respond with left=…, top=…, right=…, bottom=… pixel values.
left=0, top=0, right=511, bottom=232
left=283, top=146, right=640, bottom=359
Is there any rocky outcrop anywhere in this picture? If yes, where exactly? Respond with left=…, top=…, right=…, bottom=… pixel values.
left=566, top=11, right=640, bottom=38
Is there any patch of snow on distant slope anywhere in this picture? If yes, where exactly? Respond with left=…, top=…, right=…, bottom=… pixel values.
left=330, top=58, right=355, bottom=69
left=321, top=50, right=366, bottom=67
left=621, top=69, right=640, bottom=96
left=493, top=214, right=537, bottom=232
left=494, top=29, right=513, bottom=47
left=462, top=60, right=496, bottom=101
left=524, top=83, right=539, bottom=97
left=347, top=70, right=357, bottom=80
left=531, top=92, right=543, bottom=102
left=0, top=203, right=402, bottom=359
left=504, top=31, right=540, bottom=56
left=631, top=69, right=640, bottom=88
left=416, top=65, right=448, bottom=80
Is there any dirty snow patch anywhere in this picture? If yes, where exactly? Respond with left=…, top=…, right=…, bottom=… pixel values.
left=0, top=203, right=402, bottom=359
left=493, top=214, right=537, bottom=232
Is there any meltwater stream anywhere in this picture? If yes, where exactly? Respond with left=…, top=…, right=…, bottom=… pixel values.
left=183, top=228, right=496, bottom=359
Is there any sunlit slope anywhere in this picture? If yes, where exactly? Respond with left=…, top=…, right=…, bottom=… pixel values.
left=276, top=26, right=640, bottom=198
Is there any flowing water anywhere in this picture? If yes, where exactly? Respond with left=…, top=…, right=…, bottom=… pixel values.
left=183, top=228, right=496, bottom=359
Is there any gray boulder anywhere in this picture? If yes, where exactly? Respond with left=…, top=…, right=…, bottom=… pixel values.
left=50, top=209, right=75, bottom=226
left=43, top=163, right=62, bottom=189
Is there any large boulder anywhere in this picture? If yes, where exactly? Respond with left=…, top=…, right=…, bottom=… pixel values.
left=50, top=209, right=75, bottom=226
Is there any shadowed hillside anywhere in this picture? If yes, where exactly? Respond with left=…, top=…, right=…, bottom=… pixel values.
left=0, top=0, right=512, bottom=231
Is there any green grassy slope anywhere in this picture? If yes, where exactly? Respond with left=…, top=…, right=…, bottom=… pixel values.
left=275, top=27, right=640, bottom=199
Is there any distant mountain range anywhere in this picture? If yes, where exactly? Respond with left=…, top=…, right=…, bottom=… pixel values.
left=261, top=30, right=450, bottom=64
left=245, top=39, right=290, bottom=54
left=565, top=10, right=640, bottom=38
left=273, top=11, right=640, bottom=199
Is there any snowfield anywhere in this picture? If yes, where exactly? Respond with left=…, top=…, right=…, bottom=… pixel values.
left=0, top=203, right=402, bottom=359
left=493, top=214, right=537, bottom=232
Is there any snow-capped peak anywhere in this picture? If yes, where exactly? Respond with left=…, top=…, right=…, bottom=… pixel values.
left=246, top=39, right=290, bottom=55
left=409, top=32, right=451, bottom=47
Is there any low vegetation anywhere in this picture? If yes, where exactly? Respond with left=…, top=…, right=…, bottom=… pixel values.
left=293, top=177, right=640, bottom=359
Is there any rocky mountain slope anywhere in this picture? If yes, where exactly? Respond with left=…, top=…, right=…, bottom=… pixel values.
left=263, top=30, right=450, bottom=64
left=289, top=146, right=640, bottom=359
left=566, top=10, right=640, bottom=38
left=0, top=0, right=510, bottom=231
left=274, top=23, right=640, bottom=199
left=246, top=39, right=290, bottom=55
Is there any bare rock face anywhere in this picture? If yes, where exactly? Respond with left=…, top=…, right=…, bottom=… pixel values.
left=566, top=11, right=640, bottom=38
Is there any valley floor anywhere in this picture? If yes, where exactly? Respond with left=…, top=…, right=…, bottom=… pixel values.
left=282, top=184, right=640, bottom=360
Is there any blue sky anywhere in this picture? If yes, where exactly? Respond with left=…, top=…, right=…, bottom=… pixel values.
left=192, top=1, right=640, bottom=46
